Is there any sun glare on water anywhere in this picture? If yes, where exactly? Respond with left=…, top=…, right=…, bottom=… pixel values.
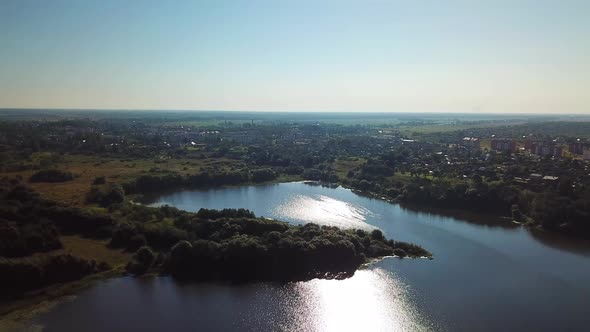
left=273, top=194, right=376, bottom=230
left=279, top=269, right=432, bottom=332
left=269, top=194, right=432, bottom=331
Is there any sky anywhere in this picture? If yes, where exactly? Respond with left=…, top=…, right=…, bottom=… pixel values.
left=0, top=0, right=589, bottom=113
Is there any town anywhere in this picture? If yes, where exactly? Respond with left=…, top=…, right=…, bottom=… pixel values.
left=2, top=115, right=589, bottom=194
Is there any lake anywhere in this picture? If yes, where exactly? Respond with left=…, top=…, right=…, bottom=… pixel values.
left=31, top=182, right=590, bottom=331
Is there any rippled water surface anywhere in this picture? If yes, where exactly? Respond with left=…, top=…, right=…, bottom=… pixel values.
left=33, top=182, right=590, bottom=331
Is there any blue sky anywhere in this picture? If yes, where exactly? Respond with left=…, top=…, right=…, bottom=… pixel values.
left=1, top=0, right=588, bottom=113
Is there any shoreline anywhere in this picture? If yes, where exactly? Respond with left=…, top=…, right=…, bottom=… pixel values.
left=134, top=178, right=587, bottom=240
left=0, top=267, right=125, bottom=325
left=136, top=178, right=520, bottom=231
left=3, top=180, right=588, bottom=327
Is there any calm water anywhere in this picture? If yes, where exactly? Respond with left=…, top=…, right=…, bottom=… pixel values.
left=32, top=182, right=590, bottom=331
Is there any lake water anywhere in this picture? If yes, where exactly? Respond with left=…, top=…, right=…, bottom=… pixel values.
left=32, top=182, right=590, bottom=331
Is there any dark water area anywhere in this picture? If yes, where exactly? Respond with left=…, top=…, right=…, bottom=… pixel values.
left=32, top=182, right=590, bottom=331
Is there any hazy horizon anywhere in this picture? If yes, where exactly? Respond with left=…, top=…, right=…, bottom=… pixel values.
left=1, top=0, right=589, bottom=113
left=5, top=107, right=590, bottom=120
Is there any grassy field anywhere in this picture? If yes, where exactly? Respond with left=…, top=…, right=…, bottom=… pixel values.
left=13, top=236, right=130, bottom=268
left=59, top=236, right=130, bottom=267
left=479, top=138, right=492, bottom=150
left=331, top=158, right=366, bottom=179
left=386, top=172, right=420, bottom=184
left=1, top=153, right=239, bottom=205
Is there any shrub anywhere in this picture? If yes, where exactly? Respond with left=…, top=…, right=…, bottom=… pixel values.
left=30, top=169, right=74, bottom=183
left=93, top=176, right=106, bottom=185
left=392, top=248, right=407, bottom=257
left=86, top=184, right=125, bottom=207
left=370, top=229, right=384, bottom=241
left=0, top=219, right=62, bottom=257
left=126, top=246, right=155, bottom=275
left=127, top=234, right=147, bottom=251
left=250, top=168, right=276, bottom=183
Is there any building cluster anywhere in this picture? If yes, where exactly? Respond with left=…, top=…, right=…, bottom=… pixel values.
left=461, top=137, right=480, bottom=149
left=569, top=141, right=590, bottom=160
left=481, top=136, right=590, bottom=162
left=524, top=140, right=563, bottom=157
left=513, top=173, right=560, bottom=186
left=569, top=142, right=585, bottom=155
left=491, top=139, right=516, bottom=152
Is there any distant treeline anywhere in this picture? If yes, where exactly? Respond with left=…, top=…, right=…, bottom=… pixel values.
left=124, top=168, right=277, bottom=194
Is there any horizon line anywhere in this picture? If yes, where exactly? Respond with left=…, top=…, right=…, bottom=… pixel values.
left=1, top=107, right=589, bottom=116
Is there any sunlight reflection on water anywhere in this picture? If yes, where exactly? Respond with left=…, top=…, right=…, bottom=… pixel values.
left=36, top=184, right=437, bottom=332
left=273, top=194, right=377, bottom=230
left=39, top=182, right=589, bottom=332
left=278, top=269, right=432, bottom=332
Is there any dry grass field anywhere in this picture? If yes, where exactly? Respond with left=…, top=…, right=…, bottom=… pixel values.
left=1, top=153, right=240, bottom=205
left=59, top=236, right=131, bottom=267
left=331, top=158, right=366, bottom=179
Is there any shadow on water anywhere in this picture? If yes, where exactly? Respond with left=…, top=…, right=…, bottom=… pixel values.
left=136, top=182, right=284, bottom=205
left=342, top=185, right=515, bottom=229
left=396, top=203, right=515, bottom=229
left=396, top=202, right=590, bottom=257
left=346, top=188, right=590, bottom=257
left=527, top=227, right=590, bottom=257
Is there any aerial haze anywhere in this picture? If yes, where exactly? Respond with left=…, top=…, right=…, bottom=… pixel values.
left=1, top=0, right=589, bottom=113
